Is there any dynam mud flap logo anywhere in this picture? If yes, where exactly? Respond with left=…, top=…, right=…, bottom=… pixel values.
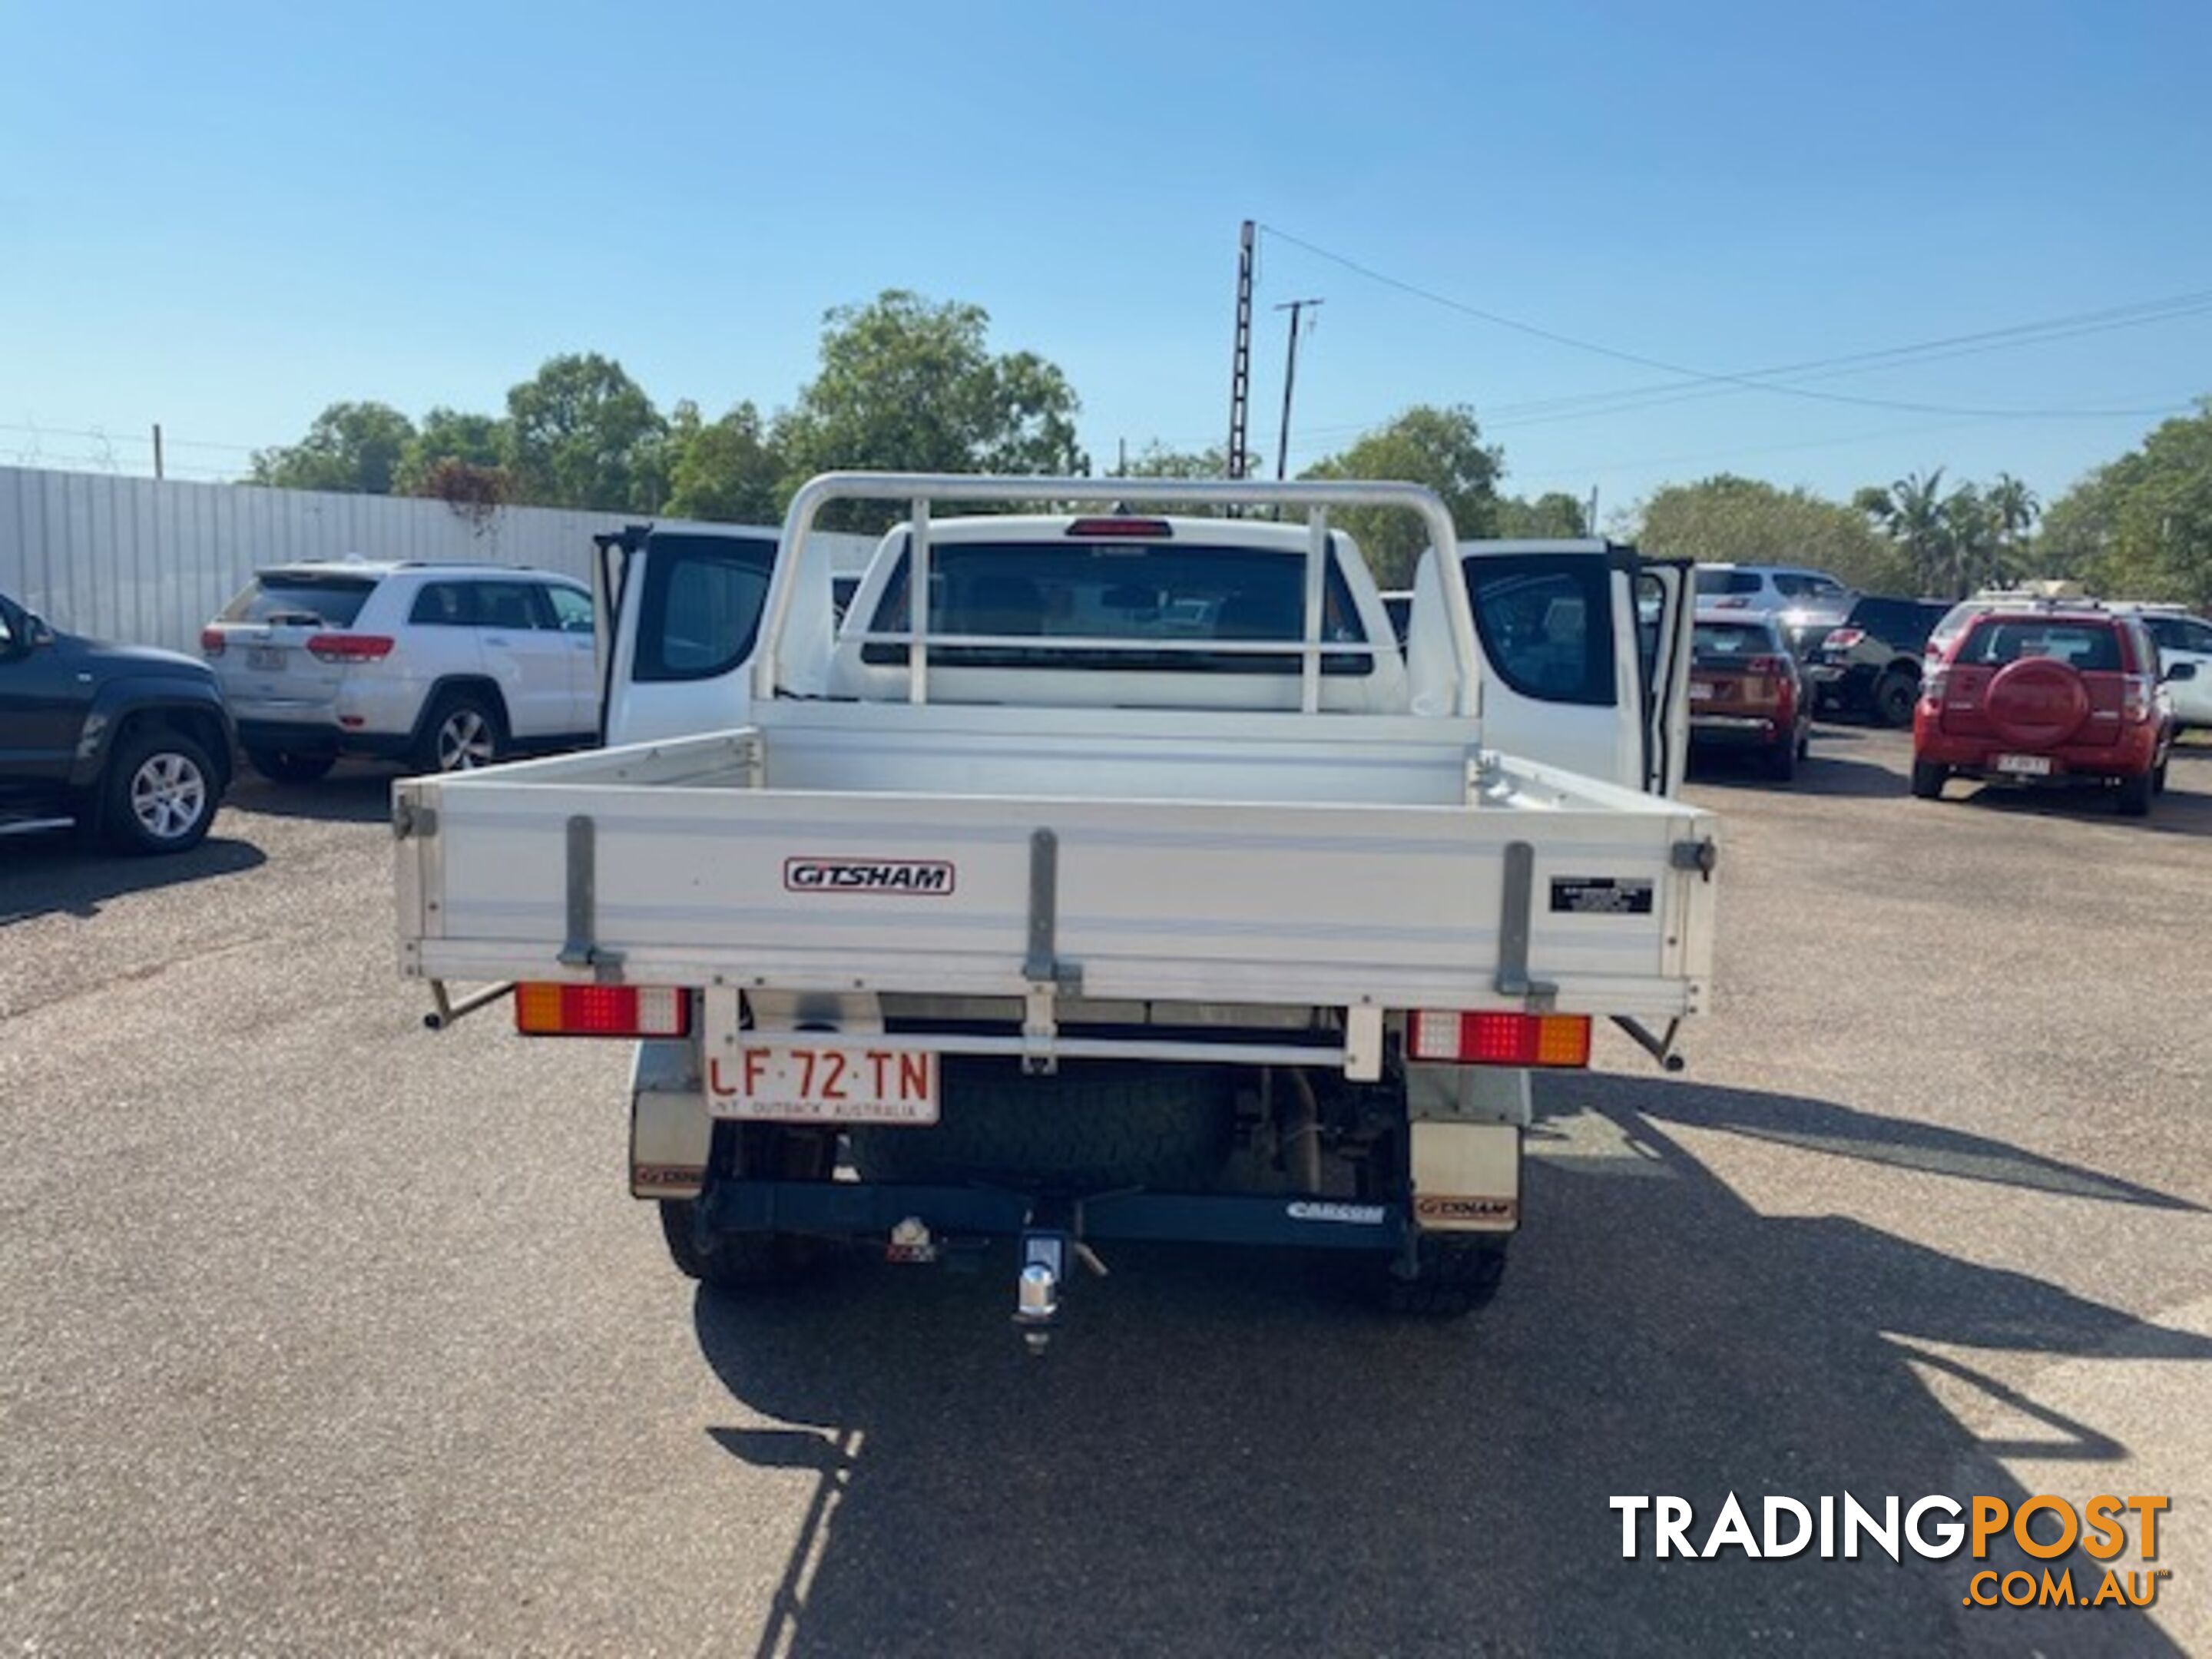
left=784, top=858, right=957, bottom=896
left=1416, top=1194, right=1518, bottom=1227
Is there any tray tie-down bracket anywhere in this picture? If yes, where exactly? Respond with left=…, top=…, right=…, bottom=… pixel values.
left=1022, top=827, right=1082, bottom=1075
left=557, top=814, right=626, bottom=985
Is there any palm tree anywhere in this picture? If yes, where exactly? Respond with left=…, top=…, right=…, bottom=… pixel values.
left=1863, top=469, right=1952, bottom=595
left=1984, top=472, right=2040, bottom=584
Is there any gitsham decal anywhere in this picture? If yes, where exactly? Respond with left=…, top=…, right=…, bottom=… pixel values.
left=1551, top=876, right=1655, bottom=916
left=785, top=858, right=956, bottom=895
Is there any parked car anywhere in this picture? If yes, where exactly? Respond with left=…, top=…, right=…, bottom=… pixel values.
left=1924, top=583, right=2093, bottom=665
left=1687, top=608, right=1811, bottom=780
left=1694, top=563, right=1855, bottom=617
left=202, top=561, right=597, bottom=780
left=2110, top=604, right=2212, bottom=733
left=1912, top=605, right=2188, bottom=816
left=0, top=588, right=233, bottom=853
left=1801, top=595, right=1954, bottom=725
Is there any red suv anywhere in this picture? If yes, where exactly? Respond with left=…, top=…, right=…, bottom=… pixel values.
left=1912, top=607, right=2179, bottom=816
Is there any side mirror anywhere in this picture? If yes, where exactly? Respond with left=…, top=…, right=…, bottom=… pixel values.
left=2165, top=660, right=2197, bottom=683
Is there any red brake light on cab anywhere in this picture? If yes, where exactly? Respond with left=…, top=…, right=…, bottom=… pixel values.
left=1065, top=518, right=1174, bottom=539
left=306, top=633, right=396, bottom=664
left=515, top=983, right=690, bottom=1038
left=1407, top=1010, right=1591, bottom=1068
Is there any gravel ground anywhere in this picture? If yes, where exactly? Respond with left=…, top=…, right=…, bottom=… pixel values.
left=3, top=727, right=2208, bottom=1656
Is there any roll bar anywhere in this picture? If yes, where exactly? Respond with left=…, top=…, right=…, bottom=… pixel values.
left=752, top=472, right=1482, bottom=717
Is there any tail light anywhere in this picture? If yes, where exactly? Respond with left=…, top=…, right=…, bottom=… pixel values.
left=1713, top=596, right=1750, bottom=609
left=1745, top=654, right=1788, bottom=678
left=1822, top=628, right=1865, bottom=651
left=1407, top=1010, right=1591, bottom=1068
left=515, top=983, right=690, bottom=1038
left=199, top=627, right=225, bottom=657
left=306, top=633, right=396, bottom=664
left=2121, top=675, right=2152, bottom=722
left=1921, top=665, right=1949, bottom=705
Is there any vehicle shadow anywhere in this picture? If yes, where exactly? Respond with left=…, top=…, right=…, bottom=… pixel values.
left=224, top=765, right=396, bottom=826
left=0, top=833, right=267, bottom=926
left=1687, top=748, right=1903, bottom=800
left=1945, top=775, right=2212, bottom=837
left=690, top=1075, right=2206, bottom=1657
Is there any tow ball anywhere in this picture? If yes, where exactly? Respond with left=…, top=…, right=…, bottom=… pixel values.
left=1012, top=1226, right=1108, bottom=1353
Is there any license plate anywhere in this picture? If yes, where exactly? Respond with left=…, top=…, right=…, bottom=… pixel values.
left=1995, top=753, right=2052, bottom=777
left=705, top=1042, right=939, bottom=1124
left=1689, top=680, right=1717, bottom=700
left=247, top=646, right=286, bottom=671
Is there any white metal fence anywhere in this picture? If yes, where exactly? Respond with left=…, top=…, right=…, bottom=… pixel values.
left=0, top=465, right=780, bottom=654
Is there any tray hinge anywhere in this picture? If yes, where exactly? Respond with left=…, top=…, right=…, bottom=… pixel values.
left=1493, top=839, right=1558, bottom=1010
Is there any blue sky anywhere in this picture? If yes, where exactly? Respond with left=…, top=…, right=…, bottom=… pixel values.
left=4, top=0, right=2208, bottom=522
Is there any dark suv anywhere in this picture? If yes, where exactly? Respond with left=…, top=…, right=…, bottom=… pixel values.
left=0, top=590, right=233, bottom=853
left=1797, top=595, right=1952, bottom=726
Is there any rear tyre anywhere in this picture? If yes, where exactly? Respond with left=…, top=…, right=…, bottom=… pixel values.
left=417, top=691, right=504, bottom=774
left=1909, top=759, right=1947, bottom=800
left=104, top=730, right=220, bottom=854
left=849, top=1058, right=1235, bottom=1190
left=1764, top=734, right=1799, bottom=782
left=663, top=1124, right=839, bottom=1290
left=1382, top=1234, right=1510, bottom=1320
left=244, top=747, right=337, bottom=784
left=1873, top=671, right=1917, bottom=728
left=2115, top=770, right=2154, bottom=818
left=659, top=1199, right=815, bottom=1290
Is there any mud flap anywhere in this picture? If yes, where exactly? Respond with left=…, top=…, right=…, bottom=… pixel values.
left=1409, top=1120, right=1521, bottom=1233
left=630, top=1038, right=710, bottom=1197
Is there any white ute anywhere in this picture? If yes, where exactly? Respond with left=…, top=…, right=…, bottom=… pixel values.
left=393, top=474, right=1715, bottom=1343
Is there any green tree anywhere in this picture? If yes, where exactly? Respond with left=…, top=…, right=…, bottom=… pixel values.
left=774, top=290, right=1087, bottom=529
left=663, top=399, right=785, bottom=524
left=1302, top=405, right=1502, bottom=586
left=505, top=353, right=667, bottom=512
left=1495, top=492, right=1591, bottom=539
left=1856, top=469, right=1957, bottom=594
left=395, top=407, right=509, bottom=496
left=1635, top=475, right=1909, bottom=592
left=1121, top=442, right=1228, bottom=479
left=248, top=401, right=416, bottom=494
left=2037, top=400, right=2212, bottom=606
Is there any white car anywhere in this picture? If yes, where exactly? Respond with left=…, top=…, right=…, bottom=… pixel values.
left=202, top=560, right=598, bottom=780
left=1693, top=563, right=1854, bottom=616
left=2112, top=604, right=2212, bottom=730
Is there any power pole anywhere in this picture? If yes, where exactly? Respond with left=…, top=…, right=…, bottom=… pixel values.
left=1226, top=220, right=1255, bottom=480
left=152, top=423, right=164, bottom=482
left=1587, top=484, right=1599, bottom=537
left=1273, top=297, right=1323, bottom=480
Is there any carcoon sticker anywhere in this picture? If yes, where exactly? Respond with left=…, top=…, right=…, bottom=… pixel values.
left=785, top=858, right=956, bottom=895
left=1286, top=1201, right=1387, bottom=1225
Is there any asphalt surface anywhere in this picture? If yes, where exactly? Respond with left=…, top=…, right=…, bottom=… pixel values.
left=4, top=728, right=2210, bottom=1657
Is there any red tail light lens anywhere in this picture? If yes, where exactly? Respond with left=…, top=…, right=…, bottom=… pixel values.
left=1407, top=1011, right=1592, bottom=1068
left=199, top=627, right=226, bottom=657
left=2121, top=675, right=2152, bottom=722
left=1822, top=628, right=1864, bottom=651
left=1921, top=666, right=1949, bottom=704
left=1745, top=654, right=1788, bottom=677
left=306, top=633, right=396, bottom=664
left=515, top=983, right=690, bottom=1038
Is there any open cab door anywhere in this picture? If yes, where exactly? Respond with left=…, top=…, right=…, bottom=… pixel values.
left=1445, top=541, right=1690, bottom=795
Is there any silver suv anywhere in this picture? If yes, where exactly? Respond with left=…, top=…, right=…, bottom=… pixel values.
left=202, top=561, right=596, bottom=780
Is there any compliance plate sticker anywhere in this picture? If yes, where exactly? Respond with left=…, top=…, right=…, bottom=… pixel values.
left=1550, top=876, right=1654, bottom=916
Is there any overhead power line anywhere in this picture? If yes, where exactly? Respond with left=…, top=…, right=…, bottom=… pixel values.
left=1256, top=223, right=2204, bottom=422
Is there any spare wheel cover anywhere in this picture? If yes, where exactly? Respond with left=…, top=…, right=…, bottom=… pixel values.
left=1986, top=657, right=2090, bottom=747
